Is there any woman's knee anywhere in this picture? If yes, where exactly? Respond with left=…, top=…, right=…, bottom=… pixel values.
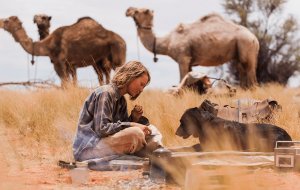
left=127, top=127, right=146, bottom=152
left=111, top=127, right=146, bottom=153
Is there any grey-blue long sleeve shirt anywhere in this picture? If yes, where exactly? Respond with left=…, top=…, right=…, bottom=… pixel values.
left=73, top=84, right=131, bottom=160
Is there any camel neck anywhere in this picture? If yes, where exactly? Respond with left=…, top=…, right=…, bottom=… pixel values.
left=38, top=29, right=49, bottom=40
left=137, top=28, right=169, bottom=56
left=11, top=29, right=34, bottom=54
left=9, top=27, right=49, bottom=56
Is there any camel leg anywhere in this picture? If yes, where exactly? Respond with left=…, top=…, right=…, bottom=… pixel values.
left=237, top=39, right=259, bottom=89
left=102, top=59, right=112, bottom=84
left=70, top=66, right=78, bottom=86
left=238, top=57, right=257, bottom=89
left=53, top=62, right=70, bottom=88
left=176, top=56, right=192, bottom=82
left=103, top=67, right=111, bottom=84
left=65, top=60, right=77, bottom=87
left=93, top=65, right=104, bottom=86
left=237, top=64, right=247, bottom=88
left=246, top=66, right=257, bottom=88
left=247, top=52, right=258, bottom=88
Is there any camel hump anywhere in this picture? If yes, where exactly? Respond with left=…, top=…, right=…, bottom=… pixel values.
left=76, top=16, right=94, bottom=23
left=73, top=16, right=107, bottom=37
left=75, top=16, right=104, bottom=27
left=200, top=13, right=223, bottom=22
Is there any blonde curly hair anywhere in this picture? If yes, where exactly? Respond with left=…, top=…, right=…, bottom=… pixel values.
left=112, top=60, right=151, bottom=89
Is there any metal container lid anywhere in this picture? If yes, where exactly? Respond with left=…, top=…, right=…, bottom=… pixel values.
left=152, top=147, right=172, bottom=157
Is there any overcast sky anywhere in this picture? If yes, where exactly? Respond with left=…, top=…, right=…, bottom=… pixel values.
left=0, top=0, right=299, bottom=89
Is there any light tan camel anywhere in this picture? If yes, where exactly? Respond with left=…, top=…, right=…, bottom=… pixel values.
left=33, top=14, right=114, bottom=85
left=126, top=7, right=259, bottom=88
left=0, top=16, right=126, bottom=87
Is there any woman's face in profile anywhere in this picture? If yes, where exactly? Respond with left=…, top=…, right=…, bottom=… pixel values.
left=127, top=73, right=149, bottom=100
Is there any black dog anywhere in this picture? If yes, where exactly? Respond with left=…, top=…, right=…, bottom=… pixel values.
left=176, top=107, right=292, bottom=152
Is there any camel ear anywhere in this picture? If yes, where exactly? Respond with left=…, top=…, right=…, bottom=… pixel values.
left=126, top=7, right=137, bottom=17
left=48, top=16, right=52, bottom=21
left=33, top=16, right=37, bottom=23
left=145, top=9, right=153, bottom=15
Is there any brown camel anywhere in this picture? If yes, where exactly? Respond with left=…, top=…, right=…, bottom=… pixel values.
left=0, top=16, right=126, bottom=87
left=126, top=7, right=259, bottom=88
left=33, top=14, right=113, bottom=85
left=33, top=14, right=51, bottom=40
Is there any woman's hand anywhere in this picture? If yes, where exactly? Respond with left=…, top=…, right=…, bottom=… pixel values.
left=131, top=123, right=152, bottom=136
left=130, top=105, right=143, bottom=122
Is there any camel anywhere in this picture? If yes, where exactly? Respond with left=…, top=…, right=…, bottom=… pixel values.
left=33, top=14, right=114, bottom=85
left=33, top=14, right=51, bottom=40
left=126, top=7, right=259, bottom=88
left=0, top=16, right=126, bottom=87
left=33, top=15, right=114, bottom=85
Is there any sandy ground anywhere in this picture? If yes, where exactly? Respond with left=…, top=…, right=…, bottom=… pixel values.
left=0, top=124, right=179, bottom=190
left=1, top=124, right=300, bottom=190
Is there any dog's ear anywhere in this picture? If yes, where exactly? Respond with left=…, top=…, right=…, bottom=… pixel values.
left=199, top=99, right=218, bottom=115
left=191, top=107, right=199, bottom=112
left=189, top=107, right=203, bottom=118
left=197, top=108, right=215, bottom=121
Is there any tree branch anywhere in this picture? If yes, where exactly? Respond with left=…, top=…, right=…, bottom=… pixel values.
left=0, top=79, right=60, bottom=89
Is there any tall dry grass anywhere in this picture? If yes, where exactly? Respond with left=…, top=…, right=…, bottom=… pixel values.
left=0, top=84, right=300, bottom=162
left=0, top=87, right=89, bottom=160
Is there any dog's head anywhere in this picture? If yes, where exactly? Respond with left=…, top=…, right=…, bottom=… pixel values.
left=175, top=107, right=205, bottom=139
left=176, top=107, right=215, bottom=139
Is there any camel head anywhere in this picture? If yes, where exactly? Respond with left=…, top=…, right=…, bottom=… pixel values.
left=33, top=14, right=51, bottom=30
left=33, top=14, right=51, bottom=40
left=0, top=16, right=23, bottom=34
left=126, top=7, right=153, bottom=29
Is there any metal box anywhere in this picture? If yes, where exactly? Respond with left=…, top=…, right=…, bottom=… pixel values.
left=274, top=141, right=300, bottom=169
left=149, top=148, right=273, bottom=185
